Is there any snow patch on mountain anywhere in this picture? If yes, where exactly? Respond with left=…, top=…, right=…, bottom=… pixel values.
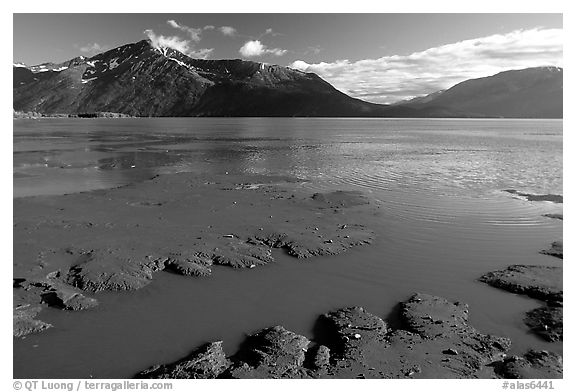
left=167, top=57, right=195, bottom=71
left=81, top=77, right=98, bottom=84
left=109, top=58, right=120, bottom=70
left=155, top=47, right=169, bottom=56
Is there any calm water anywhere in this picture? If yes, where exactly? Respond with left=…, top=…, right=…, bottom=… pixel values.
left=13, top=118, right=563, bottom=378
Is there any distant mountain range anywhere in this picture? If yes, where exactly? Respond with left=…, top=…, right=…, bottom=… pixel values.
left=395, top=66, right=563, bottom=118
left=13, top=40, right=562, bottom=118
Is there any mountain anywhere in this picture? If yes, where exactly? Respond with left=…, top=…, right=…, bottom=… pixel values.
left=13, top=41, right=562, bottom=118
left=391, top=90, right=446, bottom=106
left=13, top=40, right=415, bottom=117
left=398, top=67, right=563, bottom=118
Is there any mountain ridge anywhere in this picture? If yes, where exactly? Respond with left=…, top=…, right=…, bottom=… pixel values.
left=399, top=66, right=562, bottom=118
left=13, top=40, right=562, bottom=118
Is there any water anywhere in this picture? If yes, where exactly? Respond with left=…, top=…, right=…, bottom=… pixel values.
left=13, top=118, right=563, bottom=378
left=14, top=118, right=562, bottom=199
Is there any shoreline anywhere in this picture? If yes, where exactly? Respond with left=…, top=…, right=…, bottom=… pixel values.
left=13, top=114, right=564, bottom=120
left=13, top=111, right=134, bottom=119
left=13, top=170, right=563, bottom=378
left=14, top=171, right=377, bottom=335
left=136, top=293, right=562, bottom=379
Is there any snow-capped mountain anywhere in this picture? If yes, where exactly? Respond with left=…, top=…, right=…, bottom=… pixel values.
left=13, top=40, right=405, bottom=117
left=13, top=40, right=562, bottom=118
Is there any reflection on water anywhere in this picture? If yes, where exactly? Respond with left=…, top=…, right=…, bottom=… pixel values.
left=14, top=118, right=562, bottom=199
left=13, top=118, right=562, bottom=378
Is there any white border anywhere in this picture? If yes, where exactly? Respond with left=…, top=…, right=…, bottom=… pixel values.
left=4, top=3, right=572, bottom=391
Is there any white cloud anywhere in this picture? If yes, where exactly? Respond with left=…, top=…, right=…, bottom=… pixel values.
left=305, top=46, right=322, bottom=55
left=145, top=29, right=191, bottom=53
left=144, top=29, right=213, bottom=59
left=267, top=48, right=288, bottom=56
left=262, top=28, right=282, bottom=38
left=239, top=40, right=287, bottom=57
left=289, top=28, right=563, bottom=104
left=290, top=60, right=310, bottom=71
left=204, top=25, right=215, bottom=31
left=219, top=26, right=237, bottom=36
left=239, top=40, right=265, bottom=56
left=167, top=19, right=202, bottom=42
left=79, top=43, right=108, bottom=55
left=189, top=48, right=214, bottom=59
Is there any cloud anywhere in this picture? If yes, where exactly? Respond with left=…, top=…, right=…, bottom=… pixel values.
left=289, top=28, right=563, bottom=104
left=219, top=26, right=237, bottom=36
left=79, top=43, right=108, bottom=55
left=189, top=48, right=214, bottom=59
left=304, top=46, right=322, bottom=55
left=145, top=29, right=191, bottom=53
left=267, top=47, right=288, bottom=56
left=290, top=60, right=311, bottom=70
left=239, top=41, right=265, bottom=56
left=239, top=40, right=287, bottom=57
left=144, top=29, right=213, bottom=59
left=261, top=28, right=282, bottom=38
left=167, top=19, right=202, bottom=42
left=204, top=25, right=215, bottom=30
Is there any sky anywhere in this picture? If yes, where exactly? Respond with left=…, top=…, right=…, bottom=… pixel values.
left=13, top=13, right=562, bottom=104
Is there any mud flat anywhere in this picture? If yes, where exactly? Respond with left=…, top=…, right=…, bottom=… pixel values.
left=13, top=172, right=376, bottom=336
left=479, top=265, right=562, bottom=303
left=13, top=305, right=52, bottom=338
left=13, top=171, right=563, bottom=378
left=540, top=240, right=563, bottom=260
left=543, top=214, right=563, bottom=221
left=13, top=277, right=98, bottom=337
left=481, top=184, right=563, bottom=345
left=137, top=293, right=561, bottom=379
left=480, top=265, right=563, bottom=343
left=495, top=350, right=562, bottom=379
left=504, top=190, right=563, bottom=204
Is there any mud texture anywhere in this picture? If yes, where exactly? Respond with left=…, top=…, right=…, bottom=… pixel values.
left=13, top=276, right=98, bottom=337
left=14, top=173, right=377, bottom=335
left=504, top=190, right=563, bottom=204
left=226, top=326, right=312, bottom=378
left=13, top=305, right=52, bottom=338
left=540, top=240, right=563, bottom=260
left=136, top=293, right=562, bottom=379
left=525, top=305, right=563, bottom=342
left=543, top=214, right=563, bottom=221
left=138, top=342, right=231, bottom=379
left=479, top=265, right=563, bottom=344
left=495, top=350, right=562, bottom=379
left=310, top=191, right=370, bottom=208
left=479, top=265, right=562, bottom=303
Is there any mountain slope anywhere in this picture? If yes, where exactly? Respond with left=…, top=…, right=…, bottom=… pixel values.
left=13, top=40, right=412, bottom=117
left=13, top=42, right=562, bottom=118
left=398, top=67, right=563, bottom=118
